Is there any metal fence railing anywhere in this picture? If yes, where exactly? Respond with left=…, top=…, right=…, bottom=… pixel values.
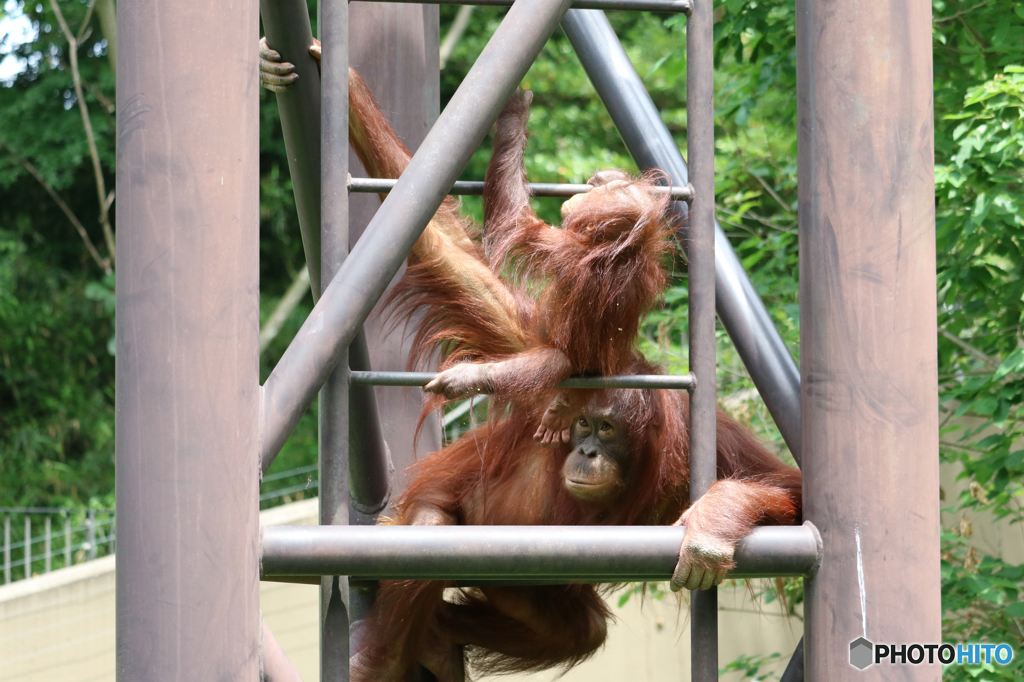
left=1, top=508, right=115, bottom=584
left=2, top=399, right=483, bottom=586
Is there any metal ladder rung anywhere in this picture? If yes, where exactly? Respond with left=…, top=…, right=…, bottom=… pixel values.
left=349, top=370, right=695, bottom=390
left=349, top=177, right=694, bottom=202
left=356, top=0, right=692, bottom=14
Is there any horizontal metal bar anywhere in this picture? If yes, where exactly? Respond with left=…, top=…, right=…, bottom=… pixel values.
left=261, top=523, right=820, bottom=581
left=261, top=463, right=319, bottom=484
left=359, top=0, right=691, bottom=13
left=349, top=177, right=694, bottom=201
left=350, top=371, right=695, bottom=390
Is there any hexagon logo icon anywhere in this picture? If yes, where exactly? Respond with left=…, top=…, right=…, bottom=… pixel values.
left=850, top=637, right=874, bottom=670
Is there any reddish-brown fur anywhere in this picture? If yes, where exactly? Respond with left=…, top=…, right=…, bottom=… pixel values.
left=341, top=68, right=802, bottom=682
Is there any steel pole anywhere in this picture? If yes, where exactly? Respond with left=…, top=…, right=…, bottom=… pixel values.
left=116, top=0, right=260, bottom=677
left=260, top=0, right=323, bottom=297
left=562, top=10, right=802, bottom=463
left=260, top=0, right=574, bottom=466
left=358, top=0, right=691, bottom=11
left=318, top=1, right=350, bottom=679
left=261, top=524, right=821, bottom=581
left=348, top=177, right=693, bottom=200
left=683, top=1, right=718, bottom=679
left=348, top=370, right=694, bottom=390
left=796, top=0, right=939, bottom=678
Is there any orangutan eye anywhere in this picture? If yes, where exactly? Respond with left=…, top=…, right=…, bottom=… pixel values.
left=599, top=422, right=614, bottom=434
left=578, top=418, right=589, bottom=428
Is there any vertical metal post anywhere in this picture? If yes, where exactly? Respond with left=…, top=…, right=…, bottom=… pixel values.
left=24, top=515, right=31, bottom=579
left=346, top=0, right=441, bottom=624
left=796, top=0, right=939, bottom=678
left=319, top=0, right=350, bottom=679
left=259, top=0, right=324, bottom=297
left=116, top=0, right=261, bottom=678
left=63, top=512, right=70, bottom=568
left=86, top=509, right=97, bottom=561
left=687, top=1, right=717, bottom=680
left=44, top=515, right=51, bottom=573
left=4, top=514, right=9, bottom=583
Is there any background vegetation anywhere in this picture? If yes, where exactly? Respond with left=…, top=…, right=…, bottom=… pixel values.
left=0, top=0, right=1022, bottom=678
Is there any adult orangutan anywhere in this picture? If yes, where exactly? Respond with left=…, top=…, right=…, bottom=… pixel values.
left=260, top=41, right=802, bottom=682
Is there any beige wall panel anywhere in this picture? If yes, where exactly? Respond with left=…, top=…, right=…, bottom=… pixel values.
left=2, top=499, right=801, bottom=681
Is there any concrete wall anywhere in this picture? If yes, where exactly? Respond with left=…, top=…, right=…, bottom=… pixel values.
left=0, top=498, right=803, bottom=681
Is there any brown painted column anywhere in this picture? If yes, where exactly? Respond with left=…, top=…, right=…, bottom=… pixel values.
left=796, top=0, right=940, bottom=678
left=115, top=0, right=260, bottom=678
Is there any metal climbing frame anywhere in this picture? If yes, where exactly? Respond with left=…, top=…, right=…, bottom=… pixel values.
left=116, top=0, right=939, bottom=680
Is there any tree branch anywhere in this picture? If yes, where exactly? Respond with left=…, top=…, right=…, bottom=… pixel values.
left=260, top=267, right=311, bottom=353
left=934, top=0, right=990, bottom=25
left=440, top=6, right=474, bottom=70
left=49, top=0, right=116, bottom=267
left=76, top=0, right=96, bottom=43
left=940, top=329, right=998, bottom=369
left=1, top=139, right=111, bottom=274
left=94, top=0, right=116, bottom=78
left=750, top=173, right=794, bottom=216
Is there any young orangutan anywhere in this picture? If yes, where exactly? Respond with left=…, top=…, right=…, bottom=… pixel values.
left=260, top=41, right=802, bottom=682
left=418, top=88, right=675, bottom=448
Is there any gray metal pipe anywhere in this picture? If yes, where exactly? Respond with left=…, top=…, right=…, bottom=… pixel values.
left=261, top=524, right=820, bottom=581
left=259, top=0, right=323, bottom=299
left=318, top=1, right=352, bottom=679
left=797, top=0, right=940, bottom=677
left=362, top=0, right=691, bottom=12
left=116, top=0, right=261, bottom=677
left=349, top=370, right=694, bottom=390
left=779, top=638, right=804, bottom=682
left=349, top=177, right=693, bottom=200
left=562, top=10, right=803, bottom=464
left=260, top=0, right=574, bottom=467
left=348, top=332, right=392, bottom=516
left=683, top=0, right=718, bottom=678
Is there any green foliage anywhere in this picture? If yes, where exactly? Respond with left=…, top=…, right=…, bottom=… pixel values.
left=0, top=226, right=114, bottom=506
left=941, top=530, right=1024, bottom=680
left=720, top=651, right=783, bottom=681
left=935, top=61, right=1024, bottom=681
